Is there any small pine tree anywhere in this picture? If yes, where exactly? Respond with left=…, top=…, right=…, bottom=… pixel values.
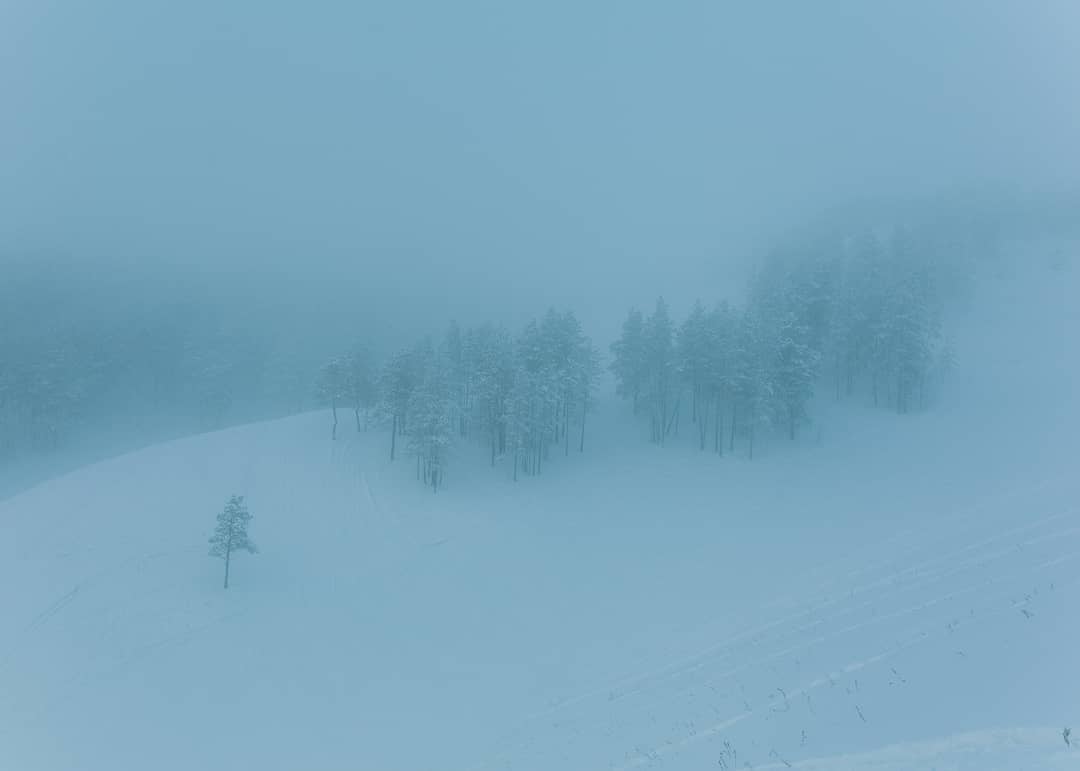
left=208, top=494, right=257, bottom=589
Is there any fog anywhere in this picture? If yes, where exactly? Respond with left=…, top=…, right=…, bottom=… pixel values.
left=5, top=5, right=1080, bottom=768
left=5, top=1, right=1079, bottom=331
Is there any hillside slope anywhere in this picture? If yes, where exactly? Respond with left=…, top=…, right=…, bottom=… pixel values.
left=1, top=261, right=1078, bottom=770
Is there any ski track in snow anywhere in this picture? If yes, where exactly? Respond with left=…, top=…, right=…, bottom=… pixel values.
left=464, top=483, right=1079, bottom=771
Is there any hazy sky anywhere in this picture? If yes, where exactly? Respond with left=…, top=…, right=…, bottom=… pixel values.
left=3, top=0, right=1079, bottom=335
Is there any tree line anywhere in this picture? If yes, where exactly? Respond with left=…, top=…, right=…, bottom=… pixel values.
left=610, top=229, right=953, bottom=457
left=316, top=228, right=956, bottom=488
left=0, top=297, right=324, bottom=466
left=315, top=309, right=602, bottom=491
left=1, top=221, right=970, bottom=486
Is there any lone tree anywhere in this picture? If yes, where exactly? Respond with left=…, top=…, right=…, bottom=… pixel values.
left=208, top=494, right=257, bottom=589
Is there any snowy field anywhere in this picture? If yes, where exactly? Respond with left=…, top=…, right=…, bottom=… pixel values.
left=1, top=262, right=1078, bottom=770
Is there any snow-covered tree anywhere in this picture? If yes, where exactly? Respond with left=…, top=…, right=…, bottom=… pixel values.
left=678, top=300, right=713, bottom=441
left=506, top=319, right=556, bottom=478
left=644, top=297, right=677, bottom=444
left=442, top=321, right=471, bottom=438
left=883, top=267, right=941, bottom=413
left=469, top=324, right=515, bottom=466
left=610, top=308, right=647, bottom=413
left=208, top=494, right=257, bottom=589
left=573, top=337, right=603, bottom=453
left=407, top=355, right=454, bottom=491
left=770, top=313, right=821, bottom=439
left=729, top=309, right=774, bottom=458
left=702, top=302, right=736, bottom=454
left=379, top=345, right=422, bottom=461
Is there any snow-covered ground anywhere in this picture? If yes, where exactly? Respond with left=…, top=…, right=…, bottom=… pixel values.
left=1, top=260, right=1078, bottom=770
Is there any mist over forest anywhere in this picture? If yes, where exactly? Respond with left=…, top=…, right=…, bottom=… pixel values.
left=2, top=192, right=1076, bottom=497
left=3, top=2, right=1080, bottom=769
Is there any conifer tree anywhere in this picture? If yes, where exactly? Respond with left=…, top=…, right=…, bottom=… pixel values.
left=208, top=494, right=256, bottom=589
left=610, top=308, right=647, bottom=414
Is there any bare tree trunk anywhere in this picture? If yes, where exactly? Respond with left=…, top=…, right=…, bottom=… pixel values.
left=223, top=550, right=231, bottom=589
left=730, top=402, right=737, bottom=451
left=664, top=397, right=681, bottom=441
left=714, top=398, right=722, bottom=455
left=390, top=415, right=397, bottom=460
left=699, top=399, right=708, bottom=450
left=355, top=405, right=362, bottom=432
left=331, top=400, right=338, bottom=440
left=579, top=402, right=586, bottom=452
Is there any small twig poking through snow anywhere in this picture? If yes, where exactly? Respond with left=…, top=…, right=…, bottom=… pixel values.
left=1020, top=608, right=1034, bottom=619
left=768, top=748, right=792, bottom=768
left=1064, top=727, right=1071, bottom=747
left=856, top=705, right=867, bottom=723
left=770, top=688, right=791, bottom=712
left=889, top=667, right=907, bottom=686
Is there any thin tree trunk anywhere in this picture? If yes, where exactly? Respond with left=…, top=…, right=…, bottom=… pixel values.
left=331, top=400, right=338, bottom=440
left=699, top=399, right=707, bottom=450
left=355, top=405, right=362, bottom=432
left=579, top=403, right=586, bottom=452
left=390, top=414, right=397, bottom=460
left=223, top=550, right=231, bottom=589
left=714, top=397, right=721, bottom=455
left=730, top=402, right=737, bottom=451
left=664, top=397, right=681, bottom=440
left=564, top=405, right=570, bottom=457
